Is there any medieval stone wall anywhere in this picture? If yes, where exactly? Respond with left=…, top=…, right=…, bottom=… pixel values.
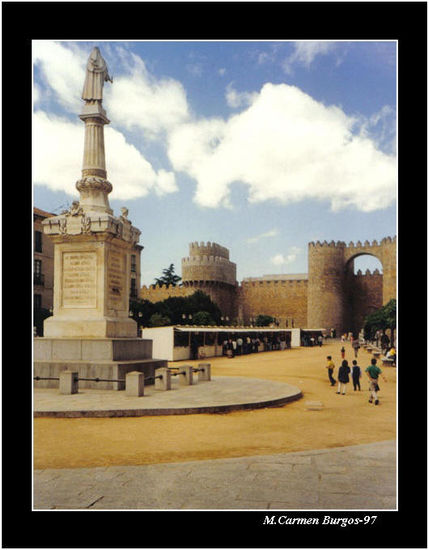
left=237, top=277, right=308, bottom=327
left=345, top=270, right=383, bottom=334
left=139, top=237, right=395, bottom=334
left=139, top=284, right=194, bottom=305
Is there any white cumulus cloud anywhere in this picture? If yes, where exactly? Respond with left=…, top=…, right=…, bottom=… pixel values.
left=33, top=40, right=87, bottom=112
left=167, top=82, right=396, bottom=212
left=33, top=111, right=177, bottom=200
left=106, top=53, right=190, bottom=138
left=271, top=246, right=302, bottom=266
left=33, top=43, right=179, bottom=201
left=282, top=41, right=337, bottom=74
left=33, top=42, right=396, bottom=213
left=225, top=83, right=257, bottom=108
left=247, top=229, right=278, bottom=244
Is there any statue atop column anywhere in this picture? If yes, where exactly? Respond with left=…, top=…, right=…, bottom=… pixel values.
left=82, top=47, right=113, bottom=101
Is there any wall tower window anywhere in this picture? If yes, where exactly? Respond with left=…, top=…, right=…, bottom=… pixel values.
left=34, top=294, right=42, bottom=310
left=131, top=254, right=136, bottom=273
left=35, top=230, right=42, bottom=253
left=34, top=259, right=44, bottom=285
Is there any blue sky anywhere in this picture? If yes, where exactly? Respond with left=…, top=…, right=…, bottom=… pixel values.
left=33, top=40, right=397, bottom=284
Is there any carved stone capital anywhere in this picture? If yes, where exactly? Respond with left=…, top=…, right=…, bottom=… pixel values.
left=76, top=176, right=112, bottom=194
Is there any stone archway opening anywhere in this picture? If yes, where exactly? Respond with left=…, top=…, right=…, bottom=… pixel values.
left=344, top=253, right=384, bottom=336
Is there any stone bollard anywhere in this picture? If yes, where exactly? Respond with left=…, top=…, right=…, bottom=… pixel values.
left=305, top=400, right=323, bottom=411
left=59, top=370, right=78, bottom=394
left=155, top=368, right=172, bottom=391
left=198, top=363, right=211, bottom=382
left=126, top=371, right=144, bottom=397
left=178, top=365, right=193, bottom=386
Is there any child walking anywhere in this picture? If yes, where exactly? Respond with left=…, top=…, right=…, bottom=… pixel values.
left=340, top=346, right=346, bottom=359
left=365, top=358, right=387, bottom=405
left=351, top=360, right=361, bottom=390
left=337, top=359, right=350, bottom=395
left=325, top=356, right=336, bottom=386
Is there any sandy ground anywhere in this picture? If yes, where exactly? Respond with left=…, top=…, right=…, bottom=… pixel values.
left=33, top=340, right=396, bottom=470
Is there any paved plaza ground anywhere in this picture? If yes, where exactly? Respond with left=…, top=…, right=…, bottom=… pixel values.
left=33, top=339, right=396, bottom=509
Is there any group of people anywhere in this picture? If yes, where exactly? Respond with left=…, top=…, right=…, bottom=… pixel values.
left=302, top=334, right=324, bottom=347
left=222, top=335, right=289, bottom=357
left=325, top=354, right=387, bottom=405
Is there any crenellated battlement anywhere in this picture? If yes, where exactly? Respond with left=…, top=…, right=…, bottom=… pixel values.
left=308, top=240, right=346, bottom=248
left=355, top=268, right=382, bottom=276
left=188, top=241, right=230, bottom=260
left=240, top=276, right=308, bottom=288
left=182, top=242, right=237, bottom=287
left=182, top=255, right=233, bottom=266
left=309, top=236, right=396, bottom=249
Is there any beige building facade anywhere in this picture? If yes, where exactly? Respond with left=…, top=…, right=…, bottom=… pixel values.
left=34, top=208, right=55, bottom=312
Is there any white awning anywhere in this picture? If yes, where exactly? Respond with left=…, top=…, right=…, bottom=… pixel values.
left=173, top=326, right=294, bottom=333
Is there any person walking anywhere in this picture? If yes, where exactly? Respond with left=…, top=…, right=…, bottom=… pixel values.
left=236, top=336, right=243, bottom=356
left=351, top=360, right=361, bottom=391
left=340, top=346, right=346, bottom=359
left=337, top=360, right=351, bottom=395
left=318, top=335, right=323, bottom=347
left=352, top=338, right=360, bottom=358
left=366, top=358, right=387, bottom=405
left=326, top=355, right=336, bottom=386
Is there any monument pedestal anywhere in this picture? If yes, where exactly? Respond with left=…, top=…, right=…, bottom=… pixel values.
left=34, top=337, right=167, bottom=390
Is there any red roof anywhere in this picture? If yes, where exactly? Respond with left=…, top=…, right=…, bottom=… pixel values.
left=33, top=207, right=55, bottom=218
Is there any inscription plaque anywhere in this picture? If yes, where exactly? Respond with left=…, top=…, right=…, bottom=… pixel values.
left=108, top=249, right=126, bottom=309
left=62, top=251, right=97, bottom=308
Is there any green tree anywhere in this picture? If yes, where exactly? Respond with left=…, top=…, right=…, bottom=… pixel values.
left=364, top=299, right=396, bottom=344
left=154, top=264, right=181, bottom=287
left=187, top=290, right=222, bottom=323
left=192, top=311, right=215, bottom=326
left=149, top=313, right=172, bottom=327
left=255, top=314, right=275, bottom=327
left=129, top=299, right=157, bottom=328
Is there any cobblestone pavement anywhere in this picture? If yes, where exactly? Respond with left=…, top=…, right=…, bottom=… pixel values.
left=34, top=440, right=396, bottom=510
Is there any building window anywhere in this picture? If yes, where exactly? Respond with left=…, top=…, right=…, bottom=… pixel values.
left=34, top=259, right=44, bottom=286
left=35, top=231, right=42, bottom=253
left=130, top=278, right=137, bottom=299
left=131, top=254, right=136, bottom=272
left=34, top=294, right=42, bottom=310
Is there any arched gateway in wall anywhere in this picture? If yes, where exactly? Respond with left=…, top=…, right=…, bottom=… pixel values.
left=307, top=237, right=396, bottom=334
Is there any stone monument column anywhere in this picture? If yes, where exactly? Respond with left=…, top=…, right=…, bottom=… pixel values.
left=35, top=47, right=167, bottom=389
left=42, top=47, right=139, bottom=338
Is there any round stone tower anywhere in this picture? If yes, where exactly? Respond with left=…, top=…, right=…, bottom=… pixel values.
left=181, top=242, right=237, bottom=319
left=307, top=241, right=346, bottom=331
